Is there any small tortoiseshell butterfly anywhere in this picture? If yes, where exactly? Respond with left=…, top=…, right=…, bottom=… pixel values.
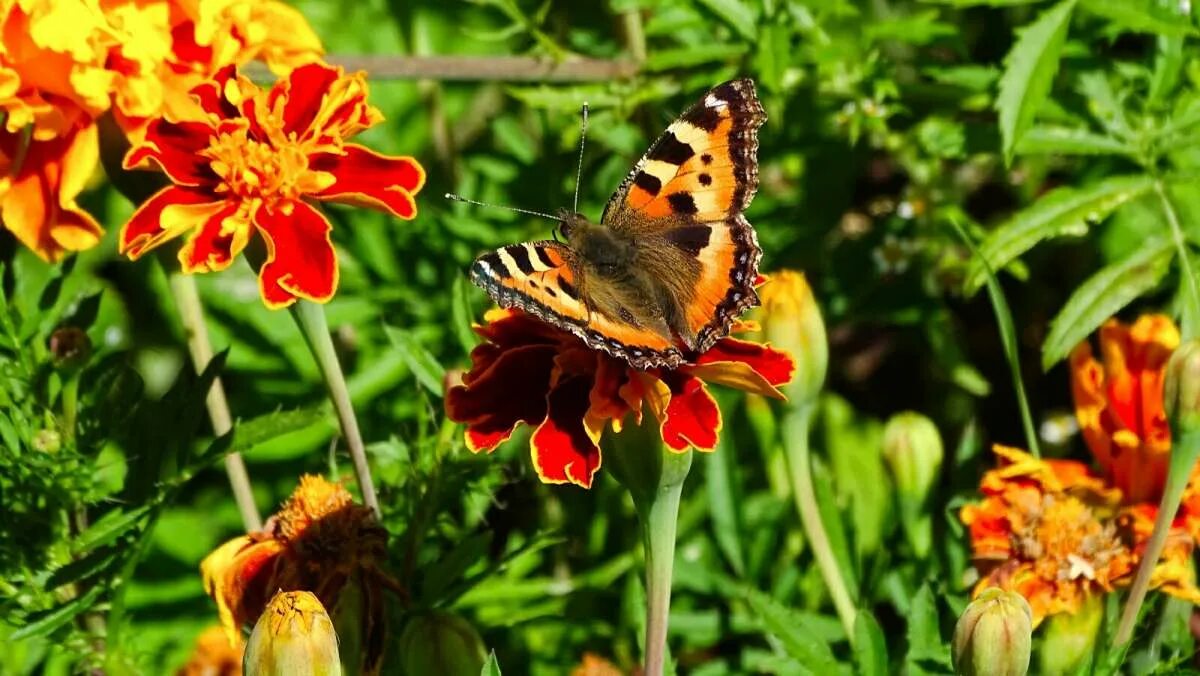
left=469, top=79, right=766, bottom=370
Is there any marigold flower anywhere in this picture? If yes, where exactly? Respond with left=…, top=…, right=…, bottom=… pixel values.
left=1070, top=315, right=1178, bottom=503
left=118, top=62, right=425, bottom=307
left=201, top=475, right=398, bottom=675
left=571, top=653, right=627, bottom=676
left=445, top=308, right=794, bottom=489
left=177, top=625, right=243, bottom=676
left=960, top=445, right=1200, bottom=626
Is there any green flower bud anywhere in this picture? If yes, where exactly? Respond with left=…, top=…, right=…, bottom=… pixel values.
left=952, top=588, right=1032, bottom=676
left=882, top=411, right=943, bottom=558
left=1165, top=339, right=1200, bottom=431
left=398, top=610, right=487, bottom=676
left=244, top=591, right=342, bottom=676
left=756, top=271, right=827, bottom=405
left=1037, top=593, right=1102, bottom=676
left=48, top=326, right=91, bottom=372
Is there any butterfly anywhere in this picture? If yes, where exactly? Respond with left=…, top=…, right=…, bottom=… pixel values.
left=469, top=79, right=766, bottom=370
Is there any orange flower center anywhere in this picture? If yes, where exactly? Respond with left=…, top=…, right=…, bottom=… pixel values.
left=202, top=123, right=331, bottom=207
left=1014, top=492, right=1124, bottom=584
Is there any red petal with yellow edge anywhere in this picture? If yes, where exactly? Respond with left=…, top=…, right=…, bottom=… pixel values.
left=252, top=200, right=338, bottom=308
left=310, top=144, right=425, bottom=219
left=588, top=356, right=632, bottom=423
left=446, top=344, right=556, bottom=452
left=475, top=309, right=566, bottom=350
left=687, top=338, right=795, bottom=399
left=120, top=186, right=221, bottom=259
left=192, top=65, right=240, bottom=120
left=659, top=372, right=721, bottom=452
left=530, top=375, right=601, bottom=487
left=277, top=62, right=343, bottom=136
left=124, top=119, right=216, bottom=187
left=178, top=201, right=249, bottom=273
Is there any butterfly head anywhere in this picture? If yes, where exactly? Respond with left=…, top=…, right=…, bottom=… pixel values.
left=555, top=209, right=590, bottom=240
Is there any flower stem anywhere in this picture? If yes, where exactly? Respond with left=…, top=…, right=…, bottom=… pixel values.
left=1115, top=424, right=1200, bottom=645
left=782, top=404, right=858, bottom=643
left=168, top=273, right=262, bottom=532
left=637, top=449, right=691, bottom=676
left=290, top=300, right=381, bottom=518
left=1155, top=179, right=1200, bottom=339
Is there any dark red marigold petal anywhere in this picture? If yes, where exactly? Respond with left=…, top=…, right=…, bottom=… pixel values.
left=446, top=344, right=557, bottom=452
left=119, top=185, right=222, bottom=259
left=310, top=144, right=425, bottom=219
left=531, top=375, right=602, bottom=488
left=659, top=372, right=722, bottom=452
left=124, top=119, right=216, bottom=187
left=192, top=65, right=240, bottom=119
left=476, top=309, right=570, bottom=350
left=252, top=200, right=338, bottom=309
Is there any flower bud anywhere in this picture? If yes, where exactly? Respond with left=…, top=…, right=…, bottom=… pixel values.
left=244, top=591, right=341, bottom=676
left=32, top=429, right=61, bottom=453
left=952, top=588, right=1032, bottom=676
left=48, top=326, right=91, bottom=372
left=756, top=271, right=827, bottom=405
left=1037, top=593, right=1102, bottom=676
left=882, top=411, right=943, bottom=558
left=1165, top=339, right=1200, bottom=432
left=397, top=610, right=487, bottom=676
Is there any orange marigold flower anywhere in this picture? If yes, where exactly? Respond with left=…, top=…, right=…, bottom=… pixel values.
left=201, top=475, right=399, bottom=674
left=118, top=62, right=425, bottom=307
left=1070, top=315, right=1178, bottom=504
left=961, top=445, right=1200, bottom=626
left=445, top=307, right=795, bottom=489
left=176, top=625, right=243, bottom=676
left=572, top=653, right=630, bottom=676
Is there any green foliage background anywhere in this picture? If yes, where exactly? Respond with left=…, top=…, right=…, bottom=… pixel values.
left=5, top=0, right=1200, bottom=673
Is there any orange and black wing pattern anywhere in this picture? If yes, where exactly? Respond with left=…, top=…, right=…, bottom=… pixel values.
left=470, top=242, right=686, bottom=368
left=603, top=79, right=766, bottom=354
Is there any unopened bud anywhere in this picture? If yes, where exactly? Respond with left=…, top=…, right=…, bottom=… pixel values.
left=48, top=326, right=91, bottom=371
left=1165, top=339, right=1200, bottom=431
left=397, top=610, right=487, bottom=676
left=882, top=411, right=943, bottom=558
left=244, top=591, right=341, bottom=676
left=756, top=271, right=827, bottom=404
left=952, top=588, right=1032, bottom=676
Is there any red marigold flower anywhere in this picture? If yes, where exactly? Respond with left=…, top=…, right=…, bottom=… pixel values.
left=118, top=62, right=425, bottom=308
left=445, top=308, right=795, bottom=489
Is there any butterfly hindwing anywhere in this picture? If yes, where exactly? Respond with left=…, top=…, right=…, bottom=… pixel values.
left=470, top=242, right=686, bottom=368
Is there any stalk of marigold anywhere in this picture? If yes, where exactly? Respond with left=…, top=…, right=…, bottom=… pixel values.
left=759, top=272, right=857, bottom=641
left=1116, top=339, right=1200, bottom=645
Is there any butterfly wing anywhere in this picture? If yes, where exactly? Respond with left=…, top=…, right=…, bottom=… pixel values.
left=601, top=79, right=766, bottom=354
left=470, top=241, right=686, bottom=368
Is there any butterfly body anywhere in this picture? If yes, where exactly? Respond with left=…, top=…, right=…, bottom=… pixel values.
left=470, top=79, right=766, bottom=370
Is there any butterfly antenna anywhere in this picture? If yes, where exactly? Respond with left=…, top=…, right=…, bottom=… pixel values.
left=572, top=101, right=589, bottom=214
left=444, top=193, right=558, bottom=222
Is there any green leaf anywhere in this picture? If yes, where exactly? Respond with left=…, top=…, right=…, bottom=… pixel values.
left=741, top=586, right=840, bottom=672
left=1041, top=239, right=1173, bottom=369
left=964, top=174, right=1156, bottom=295
left=480, top=651, right=503, bottom=676
left=695, top=0, right=757, bottom=40
left=72, top=506, right=152, bottom=556
left=1015, top=126, right=1134, bottom=156
left=706, top=425, right=745, bottom=575
left=905, top=584, right=951, bottom=667
left=1080, top=0, right=1197, bottom=36
left=385, top=326, right=447, bottom=395
left=995, top=0, right=1076, bottom=164
left=9, top=584, right=105, bottom=641
left=853, top=610, right=889, bottom=676
left=451, top=275, right=480, bottom=357
left=46, top=547, right=119, bottom=591
left=645, top=44, right=748, bottom=72
left=230, top=406, right=329, bottom=452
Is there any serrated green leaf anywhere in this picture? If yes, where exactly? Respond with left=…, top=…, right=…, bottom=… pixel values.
left=72, top=506, right=151, bottom=556
left=741, top=586, right=840, bottom=672
left=964, top=174, right=1156, bottom=295
left=696, top=0, right=757, bottom=40
left=230, top=406, right=328, bottom=452
left=46, top=547, right=119, bottom=591
left=853, top=610, right=889, bottom=676
left=905, top=584, right=951, bottom=667
left=9, top=584, right=104, bottom=641
left=1079, top=0, right=1197, bottom=36
left=1015, top=126, right=1134, bottom=156
left=996, top=0, right=1076, bottom=164
left=480, top=651, right=503, bottom=676
left=1041, top=239, right=1173, bottom=369
left=385, top=326, right=446, bottom=395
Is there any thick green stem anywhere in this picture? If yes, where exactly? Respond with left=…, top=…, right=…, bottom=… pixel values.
left=637, top=450, right=691, bottom=676
left=1155, top=179, right=1200, bottom=339
left=291, top=300, right=380, bottom=518
left=782, top=404, right=857, bottom=643
left=168, top=273, right=262, bottom=532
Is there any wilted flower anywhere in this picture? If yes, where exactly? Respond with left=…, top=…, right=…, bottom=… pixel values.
left=201, top=475, right=398, bottom=675
left=445, top=308, right=794, bottom=488
left=960, top=445, right=1200, bottom=626
left=177, top=625, right=243, bottom=676
left=119, top=62, right=424, bottom=308
left=396, top=610, right=487, bottom=676
left=48, top=326, right=92, bottom=371
left=243, top=591, right=340, bottom=676
left=951, top=587, right=1032, bottom=676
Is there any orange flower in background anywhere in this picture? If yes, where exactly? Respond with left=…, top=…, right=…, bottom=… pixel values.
left=960, top=445, right=1200, bottom=626
left=1070, top=315, right=1178, bottom=504
left=119, top=62, right=425, bottom=307
left=201, top=474, right=399, bottom=674
left=445, top=308, right=794, bottom=489
left=176, top=625, right=243, bottom=676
